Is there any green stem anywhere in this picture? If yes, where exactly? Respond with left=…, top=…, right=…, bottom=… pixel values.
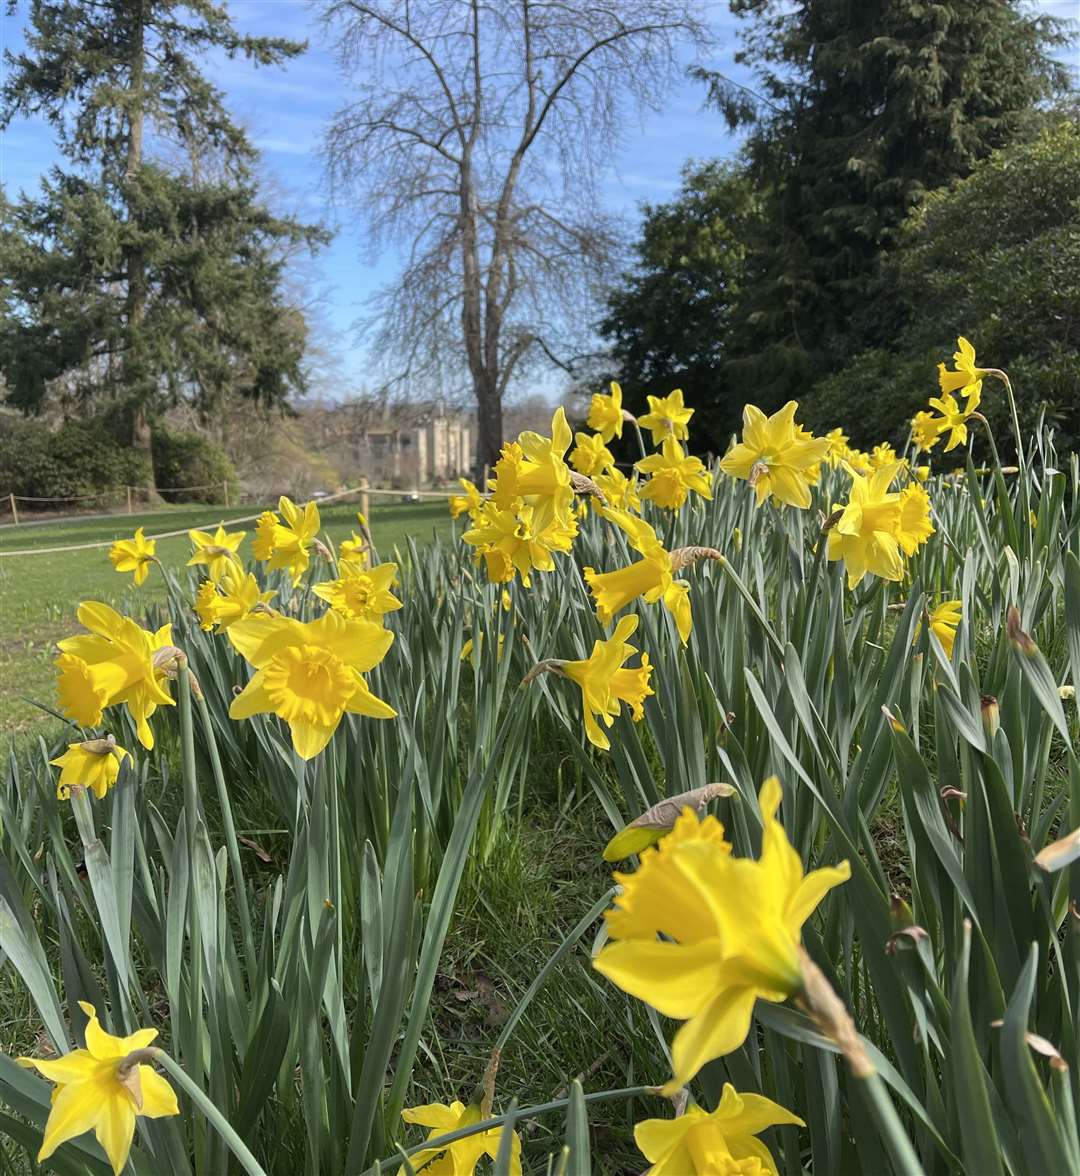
left=154, top=1051, right=269, bottom=1176
left=377, top=1086, right=656, bottom=1173
left=860, top=1072, right=925, bottom=1176
left=196, top=695, right=256, bottom=979
left=630, top=418, right=649, bottom=462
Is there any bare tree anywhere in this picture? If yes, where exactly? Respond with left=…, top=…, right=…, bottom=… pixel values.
left=319, top=0, right=708, bottom=470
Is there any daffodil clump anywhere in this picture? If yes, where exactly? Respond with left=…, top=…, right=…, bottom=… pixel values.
left=594, top=777, right=850, bottom=1092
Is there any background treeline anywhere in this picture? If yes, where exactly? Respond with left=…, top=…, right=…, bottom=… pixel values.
left=601, top=0, right=1079, bottom=455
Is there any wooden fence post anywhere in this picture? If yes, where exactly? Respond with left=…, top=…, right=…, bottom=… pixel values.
left=223, top=480, right=230, bottom=508
left=126, top=485, right=133, bottom=515
left=358, top=476, right=372, bottom=550
left=9, top=493, right=18, bottom=525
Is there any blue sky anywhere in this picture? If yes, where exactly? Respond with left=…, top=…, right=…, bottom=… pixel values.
left=2, top=2, right=1076, bottom=398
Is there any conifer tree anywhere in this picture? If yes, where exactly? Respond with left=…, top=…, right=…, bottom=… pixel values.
left=0, top=1, right=326, bottom=487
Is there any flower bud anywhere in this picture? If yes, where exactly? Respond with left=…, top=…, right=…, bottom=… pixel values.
left=980, top=694, right=999, bottom=737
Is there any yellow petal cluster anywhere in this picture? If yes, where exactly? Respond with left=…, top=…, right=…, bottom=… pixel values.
left=924, top=599, right=962, bottom=658
left=594, top=777, right=850, bottom=1092
left=195, top=565, right=275, bottom=632
left=827, top=465, right=934, bottom=589
left=913, top=336, right=987, bottom=451
left=638, top=388, right=693, bottom=446
left=448, top=478, right=484, bottom=522
left=313, top=561, right=402, bottom=622
left=18, top=1002, right=178, bottom=1176
left=227, top=609, right=395, bottom=759
left=108, top=527, right=156, bottom=587
left=636, top=436, right=712, bottom=511
left=719, top=402, right=828, bottom=508
left=561, top=614, right=654, bottom=750
left=401, top=1100, right=522, bottom=1175
left=635, top=1084, right=803, bottom=1175
left=584, top=509, right=692, bottom=643
left=55, top=603, right=175, bottom=749
left=50, top=738, right=130, bottom=800
left=569, top=430, right=616, bottom=478
left=252, top=495, right=321, bottom=586
left=463, top=409, right=577, bottom=586
left=187, top=524, right=245, bottom=583
left=587, top=380, right=626, bottom=442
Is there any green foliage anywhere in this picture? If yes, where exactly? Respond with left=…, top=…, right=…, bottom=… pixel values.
left=599, top=161, right=760, bottom=447
left=0, top=416, right=150, bottom=503
left=803, top=119, right=1080, bottom=451
left=602, top=1, right=1073, bottom=449
left=150, top=427, right=237, bottom=502
left=0, top=1, right=326, bottom=453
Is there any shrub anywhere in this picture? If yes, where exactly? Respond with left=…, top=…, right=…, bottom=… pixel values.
left=151, top=426, right=238, bottom=502
left=0, top=415, right=151, bottom=506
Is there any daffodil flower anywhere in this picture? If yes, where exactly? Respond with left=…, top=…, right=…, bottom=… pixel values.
left=636, top=436, right=713, bottom=511
left=637, top=388, right=694, bottom=447
left=227, top=610, right=395, bottom=759
left=926, top=384, right=981, bottom=452
left=594, top=777, right=850, bottom=1092
left=195, top=566, right=275, bottom=632
left=896, top=483, right=935, bottom=556
left=559, top=613, right=654, bottom=750
left=50, top=736, right=130, bottom=800
left=252, top=496, right=322, bottom=586
left=108, top=528, right=156, bottom=587
left=569, top=431, right=616, bottom=478
left=826, top=466, right=905, bottom=589
left=55, top=602, right=175, bottom=749
left=18, top=1002, right=178, bottom=1175
left=448, top=478, right=485, bottom=521
left=402, top=1100, right=522, bottom=1175
left=593, top=467, right=641, bottom=512
left=313, top=561, right=402, bottom=622
left=587, top=380, right=626, bottom=442
left=937, top=335, right=991, bottom=395
left=635, top=1084, right=804, bottom=1175
left=911, top=410, right=945, bottom=453
left=187, top=524, right=245, bottom=583
left=719, top=402, right=828, bottom=508
left=923, top=599, right=962, bottom=658
left=463, top=500, right=574, bottom=588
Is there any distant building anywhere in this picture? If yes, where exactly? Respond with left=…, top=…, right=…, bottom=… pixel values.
left=354, top=415, right=472, bottom=486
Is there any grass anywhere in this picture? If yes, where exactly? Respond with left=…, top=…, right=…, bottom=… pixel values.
left=0, top=497, right=450, bottom=734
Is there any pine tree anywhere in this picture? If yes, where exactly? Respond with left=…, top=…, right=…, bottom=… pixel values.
left=715, top=0, right=1071, bottom=411
left=0, top=1, right=326, bottom=488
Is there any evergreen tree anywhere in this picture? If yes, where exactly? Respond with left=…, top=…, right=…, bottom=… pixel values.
left=599, top=162, right=760, bottom=449
left=714, top=0, right=1071, bottom=412
left=0, top=1, right=326, bottom=486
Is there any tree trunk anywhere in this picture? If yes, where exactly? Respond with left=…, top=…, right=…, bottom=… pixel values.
left=475, top=374, right=503, bottom=476
left=124, top=1, right=158, bottom=498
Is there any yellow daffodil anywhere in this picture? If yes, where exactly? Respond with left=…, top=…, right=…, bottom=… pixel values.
left=925, top=383, right=981, bottom=452
left=845, top=447, right=874, bottom=476
left=402, top=1100, right=522, bottom=1175
left=911, top=410, right=944, bottom=453
left=587, top=380, right=626, bottom=442
left=55, top=603, right=175, bottom=749
left=186, top=524, right=245, bottom=583
left=463, top=500, right=574, bottom=588
left=636, top=436, right=713, bottom=511
left=938, top=335, right=990, bottom=395
left=896, top=483, right=935, bottom=555
left=719, top=403, right=829, bottom=509
left=594, top=777, right=849, bottom=1092
left=569, top=431, right=616, bottom=478
left=339, top=514, right=371, bottom=564
left=108, top=528, right=156, bottom=587
left=584, top=509, right=693, bottom=643
left=635, top=1084, right=803, bottom=1175
left=824, top=428, right=849, bottom=467
left=496, top=408, right=575, bottom=524
left=314, top=561, right=402, bottom=622
left=449, top=478, right=484, bottom=521
left=560, top=614, right=654, bottom=750
left=194, top=566, right=275, bottom=632
left=17, top=1002, right=178, bottom=1175
left=637, top=388, right=694, bottom=446
left=826, top=466, right=905, bottom=589
left=926, top=599, right=962, bottom=658
left=593, top=467, right=641, bottom=512
left=869, top=443, right=901, bottom=471
left=460, top=631, right=506, bottom=661
left=252, top=496, right=322, bottom=586
left=50, top=737, right=130, bottom=800
left=228, top=610, right=395, bottom=759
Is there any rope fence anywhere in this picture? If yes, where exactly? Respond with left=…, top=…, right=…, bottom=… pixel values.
left=0, top=481, right=457, bottom=559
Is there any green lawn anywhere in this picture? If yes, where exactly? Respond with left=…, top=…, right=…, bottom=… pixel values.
left=0, top=497, right=450, bottom=734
